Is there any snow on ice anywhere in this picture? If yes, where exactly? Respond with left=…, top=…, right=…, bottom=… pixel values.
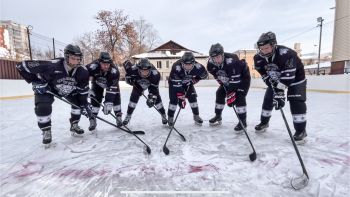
left=0, top=87, right=349, bottom=197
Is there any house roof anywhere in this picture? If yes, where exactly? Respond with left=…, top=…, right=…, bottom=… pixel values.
left=132, top=40, right=208, bottom=59
left=149, top=40, right=197, bottom=53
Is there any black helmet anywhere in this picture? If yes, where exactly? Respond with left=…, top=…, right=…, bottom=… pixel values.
left=98, top=52, right=113, bottom=63
left=64, top=44, right=82, bottom=57
left=136, top=58, right=152, bottom=70
left=257, top=31, right=277, bottom=47
left=181, top=52, right=195, bottom=64
left=209, top=43, right=224, bottom=57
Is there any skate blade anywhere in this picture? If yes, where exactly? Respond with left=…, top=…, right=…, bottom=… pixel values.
left=234, top=129, right=245, bottom=134
left=295, top=138, right=307, bottom=145
left=255, top=128, right=267, bottom=134
left=71, top=132, right=84, bottom=137
left=194, top=122, right=203, bottom=126
left=209, top=121, right=222, bottom=126
left=43, top=142, right=57, bottom=149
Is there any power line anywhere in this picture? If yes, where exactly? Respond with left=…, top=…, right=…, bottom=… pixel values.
left=280, top=14, right=349, bottom=43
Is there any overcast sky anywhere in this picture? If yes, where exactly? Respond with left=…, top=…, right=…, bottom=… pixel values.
left=1, top=0, right=335, bottom=54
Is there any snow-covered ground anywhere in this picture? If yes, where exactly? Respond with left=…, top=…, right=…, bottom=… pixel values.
left=0, top=87, right=349, bottom=197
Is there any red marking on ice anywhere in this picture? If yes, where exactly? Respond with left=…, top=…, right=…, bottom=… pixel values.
left=10, top=161, right=43, bottom=178
left=339, top=141, right=349, bottom=149
left=188, top=164, right=219, bottom=173
left=319, top=156, right=350, bottom=166
left=55, top=169, right=111, bottom=179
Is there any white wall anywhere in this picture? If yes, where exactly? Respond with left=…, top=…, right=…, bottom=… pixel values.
left=1, top=75, right=349, bottom=98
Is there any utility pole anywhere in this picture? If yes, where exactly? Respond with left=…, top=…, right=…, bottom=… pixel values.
left=26, top=25, right=33, bottom=60
left=317, top=17, right=324, bottom=75
left=52, top=38, right=56, bottom=58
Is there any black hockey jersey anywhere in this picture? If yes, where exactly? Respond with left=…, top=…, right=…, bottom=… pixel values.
left=124, top=62, right=161, bottom=95
left=16, top=58, right=89, bottom=105
left=168, top=59, right=208, bottom=92
left=254, top=45, right=306, bottom=88
left=86, top=60, right=120, bottom=103
left=207, top=53, right=251, bottom=93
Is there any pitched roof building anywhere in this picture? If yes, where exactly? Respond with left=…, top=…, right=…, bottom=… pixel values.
left=132, top=40, right=209, bottom=80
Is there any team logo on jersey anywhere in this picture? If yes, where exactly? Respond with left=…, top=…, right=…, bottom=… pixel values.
left=90, top=64, right=98, bottom=70
left=265, top=63, right=281, bottom=81
left=55, top=77, right=77, bottom=96
left=279, top=48, right=289, bottom=55
left=176, top=65, right=181, bottom=72
left=27, top=61, right=40, bottom=68
left=96, top=77, right=107, bottom=88
left=225, top=58, right=233, bottom=65
left=111, top=68, right=118, bottom=74
left=216, top=70, right=229, bottom=86
left=137, top=78, right=150, bottom=90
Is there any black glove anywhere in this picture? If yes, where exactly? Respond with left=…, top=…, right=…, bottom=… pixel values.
left=273, top=91, right=285, bottom=110
left=146, top=94, right=157, bottom=108
left=32, top=82, right=49, bottom=94
left=269, top=78, right=287, bottom=91
left=81, top=105, right=94, bottom=118
left=125, top=76, right=135, bottom=85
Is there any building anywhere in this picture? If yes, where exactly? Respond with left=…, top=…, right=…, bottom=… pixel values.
left=330, top=0, right=350, bottom=74
left=0, top=20, right=29, bottom=60
left=233, top=49, right=260, bottom=78
left=132, top=40, right=208, bottom=80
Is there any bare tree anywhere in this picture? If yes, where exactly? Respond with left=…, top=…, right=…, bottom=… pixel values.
left=133, top=17, right=161, bottom=53
left=95, top=9, right=136, bottom=63
left=32, top=46, right=54, bottom=60
left=75, top=31, right=101, bottom=63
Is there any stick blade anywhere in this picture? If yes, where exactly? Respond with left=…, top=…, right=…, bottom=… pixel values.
left=163, top=146, right=170, bottom=155
left=145, top=146, right=151, bottom=154
left=133, top=130, right=145, bottom=135
left=249, top=152, right=257, bottom=161
left=291, top=174, right=309, bottom=190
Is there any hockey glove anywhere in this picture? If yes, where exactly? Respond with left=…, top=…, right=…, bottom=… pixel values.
left=226, top=91, right=236, bottom=107
left=88, top=89, right=96, bottom=99
left=146, top=94, right=157, bottom=108
left=176, top=92, right=186, bottom=109
left=273, top=91, right=285, bottom=110
left=125, top=76, right=135, bottom=85
left=269, top=78, right=287, bottom=91
left=102, top=102, right=113, bottom=115
left=32, top=82, right=49, bottom=94
left=81, top=105, right=94, bottom=119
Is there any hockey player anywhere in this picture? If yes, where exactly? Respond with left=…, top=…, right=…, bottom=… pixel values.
left=207, top=43, right=251, bottom=132
left=167, top=51, right=208, bottom=126
left=254, top=31, right=307, bottom=144
left=16, top=44, right=92, bottom=145
left=86, top=52, right=122, bottom=130
left=122, top=58, right=167, bottom=125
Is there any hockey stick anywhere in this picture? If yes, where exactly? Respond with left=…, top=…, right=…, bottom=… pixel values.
left=162, top=85, right=191, bottom=155
left=133, top=85, right=186, bottom=142
left=280, top=108, right=309, bottom=190
left=47, top=91, right=151, bottom=154
left=88, top=96, right=145, bottom=135
left=269, top=83, right=309, bottom=189
left=223, top=86, right=257, bottom=161
left=232, top=106, right=257, bottom=162
left=163, top=107, right=182, bottom=155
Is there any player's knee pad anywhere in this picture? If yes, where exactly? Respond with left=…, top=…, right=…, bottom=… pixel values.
left=35, top=102, right=52, bottom=116
left=290, top=100, right=307, bottom=114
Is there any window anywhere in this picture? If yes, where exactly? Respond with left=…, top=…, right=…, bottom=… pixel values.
left=157, top=61, right=162, bottom=69
left=166, top=61, right=169, bottom=68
